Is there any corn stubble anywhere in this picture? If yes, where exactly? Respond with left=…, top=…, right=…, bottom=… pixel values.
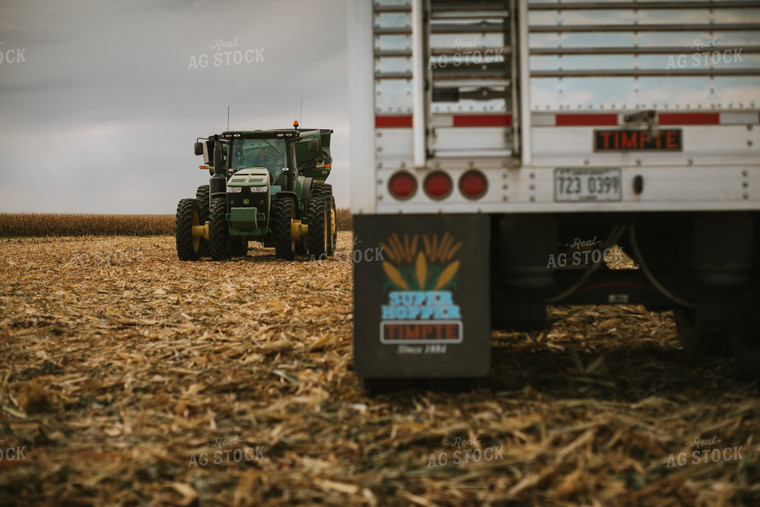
left=0, top=231, right=757, bottom=506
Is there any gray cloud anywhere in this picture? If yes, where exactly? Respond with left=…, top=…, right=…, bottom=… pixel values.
left=0, top=0, right=350, bottom=213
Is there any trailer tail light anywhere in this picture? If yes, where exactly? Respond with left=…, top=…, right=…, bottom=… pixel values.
left=459, top=170, right=488, bottom=200
left=424, top=171, right=453, bottom=199
left=389, top=171, right=417, bottom=200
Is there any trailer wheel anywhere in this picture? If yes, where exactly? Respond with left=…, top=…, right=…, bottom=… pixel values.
left=307, top=194, right=329, bottom=260
left=175, top=198, right=201, bottom=261
left=729, top=328, right=760, bottom=383
left=674, top=307, right=731, bottom=358
left=272, top=197, right=295, bottom=260
left=195, top=185, right=210, bottom=257
left=728, top=296, right=760, bottom=383
left=320, top=184, right=337, bottom=256
left=209, top=199, right=231, bottom=260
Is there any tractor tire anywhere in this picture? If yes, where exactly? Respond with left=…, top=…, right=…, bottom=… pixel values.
left=195, top=185, right=210, bottom=257
left=320, top=184, right=337, bottom=256
left=175, top=198, right=202, bottom=261
left=209, top=198, right=231, bottom=260
left=272, top=197, right=295, bottom=260
left=308, top=193, right=329, bottom=261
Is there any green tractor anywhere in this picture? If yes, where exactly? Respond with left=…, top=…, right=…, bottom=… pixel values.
left=175, top=122, right=337, bottom=261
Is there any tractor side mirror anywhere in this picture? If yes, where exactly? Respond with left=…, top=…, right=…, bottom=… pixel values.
left=194, top=142, right=204, bottom=156
left=202, top=141, right=214, bottom=165
left=308, top=138, right=319, bottom=153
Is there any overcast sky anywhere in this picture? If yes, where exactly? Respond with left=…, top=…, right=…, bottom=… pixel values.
left=0, top=0, right=349, bottom=214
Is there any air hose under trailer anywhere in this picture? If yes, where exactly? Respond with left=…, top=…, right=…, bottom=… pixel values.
left=546, top=225, right=695, bottom=310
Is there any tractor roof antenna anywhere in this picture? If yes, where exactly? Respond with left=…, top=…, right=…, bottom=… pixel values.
left=227, top=106, right=230, bottom=131
left=299, top=97, right=304, bottom=127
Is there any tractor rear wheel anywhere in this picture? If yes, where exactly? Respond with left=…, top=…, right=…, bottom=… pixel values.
left=209, top=199, right=231, bottom=260
left=175, top=198, right=202, bottom=261
left=195, top=185, right=210, bottom=257
left=308, top=194, right=329, bottom=260
left=272, top=197, right=295, bottom=260
left=320, top=184, right=337, bottom=256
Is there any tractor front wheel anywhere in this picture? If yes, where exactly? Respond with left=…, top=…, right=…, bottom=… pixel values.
left=308, top=194, right=329, bottom=261
left=195, top=185, right=210, bottom=257
left=320, top=184, right=337, bottom=257
left=175, top=198, right=202, bottom=261
left=272, top=197, right=296, bottom=260
left=209, top=199, right=231, bottom=260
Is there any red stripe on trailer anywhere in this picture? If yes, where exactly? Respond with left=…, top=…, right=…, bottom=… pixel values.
left=375, top=115, right=413, bottom=128
left=452, top=114, right=512, bottom=127
left=555, top=113, right=618, bottom=126
left=659, top=112, right=720, bottom=125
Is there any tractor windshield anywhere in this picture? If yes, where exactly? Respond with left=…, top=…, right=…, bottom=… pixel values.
left=229, top=138, right=287, bottom=181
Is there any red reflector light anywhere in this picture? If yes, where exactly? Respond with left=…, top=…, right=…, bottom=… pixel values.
left=389, top=171, right=417, bottom=200
left=424, top=172, right=452, bottom=199
left=459, top=170, right=488, bottom=199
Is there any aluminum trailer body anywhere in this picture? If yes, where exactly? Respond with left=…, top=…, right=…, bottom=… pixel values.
left=349, top=0, right=760, bottom=385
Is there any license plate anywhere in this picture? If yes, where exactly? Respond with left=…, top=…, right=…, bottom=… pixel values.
left=554, top=168, right=622, bottom=202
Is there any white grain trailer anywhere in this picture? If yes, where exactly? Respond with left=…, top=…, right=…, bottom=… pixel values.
left=348, top=0, right=760, bottom=387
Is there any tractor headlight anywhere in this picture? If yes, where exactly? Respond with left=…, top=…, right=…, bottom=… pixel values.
left=227, top=186, right=242, bottom=193
left=250, top=186, right=268, bottom=193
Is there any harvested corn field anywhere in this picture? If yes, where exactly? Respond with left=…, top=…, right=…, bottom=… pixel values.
left=0, top=232, right=758, bottom=506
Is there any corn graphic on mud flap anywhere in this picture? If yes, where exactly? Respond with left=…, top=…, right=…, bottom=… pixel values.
left=353, top=214, right=490, bottom=379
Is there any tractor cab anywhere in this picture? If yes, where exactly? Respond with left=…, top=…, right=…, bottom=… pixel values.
left=226, top=133, right=294, bottom=188
left=229, top=137, right=288, bottom=184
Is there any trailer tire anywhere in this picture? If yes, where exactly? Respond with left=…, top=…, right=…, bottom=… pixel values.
left=195, top=185, right=210, bottom=257
left=272, top=197, right=295, bottom=260
left=209, top=199, right=231, bottom=260
left=175, top=198, right=202, bottom=261
left=674, top=307, right=731, bottom=358
left=728, top=296, right=760, bottom=383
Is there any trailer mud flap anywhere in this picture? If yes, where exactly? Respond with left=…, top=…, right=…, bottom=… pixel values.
left=353, top=214, right=490, bottom=378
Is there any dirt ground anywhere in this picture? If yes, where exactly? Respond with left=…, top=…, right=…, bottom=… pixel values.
left=0, top=232, right=758, bottom=506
